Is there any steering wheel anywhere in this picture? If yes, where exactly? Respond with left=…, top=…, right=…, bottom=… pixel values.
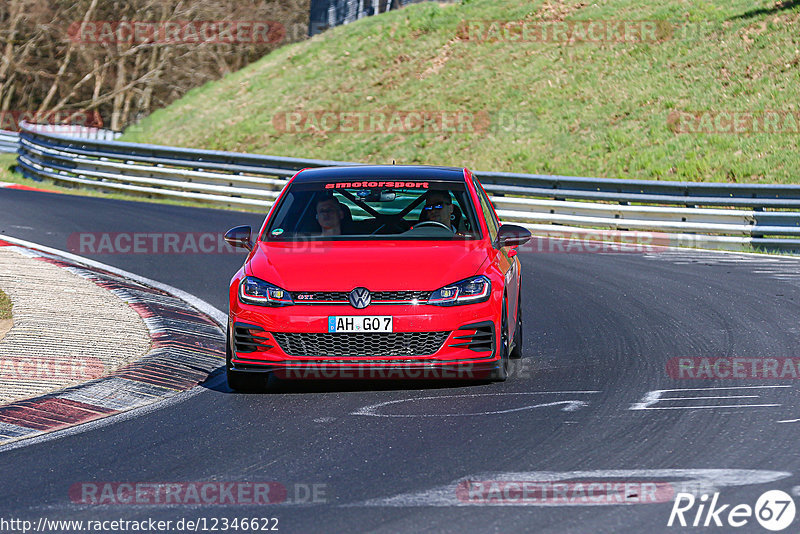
left=414, top=221, right=451, bottom=231
left=369, top=216, right=413, bottom=235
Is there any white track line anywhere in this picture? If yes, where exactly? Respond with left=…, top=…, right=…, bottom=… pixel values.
left=352, top=391, right=601, bottom=417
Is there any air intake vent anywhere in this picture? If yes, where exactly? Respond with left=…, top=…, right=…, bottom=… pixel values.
left=449, top=322, right=494, bottom=352
left=233, top=324, right=273, bottom=353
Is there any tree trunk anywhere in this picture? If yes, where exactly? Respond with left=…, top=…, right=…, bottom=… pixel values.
left=37, top=0, right=100, bottom=114
left=0, top=0, right=24, bottom=106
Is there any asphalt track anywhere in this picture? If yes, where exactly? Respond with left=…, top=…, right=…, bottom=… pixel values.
left=1, top=187, right=800, bottom=533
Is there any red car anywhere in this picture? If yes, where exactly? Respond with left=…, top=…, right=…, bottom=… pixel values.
left=224, top=165, right=531, bottom=390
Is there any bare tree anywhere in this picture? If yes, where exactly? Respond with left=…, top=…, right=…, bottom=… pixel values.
left=0, top=0, right=311, bottom=130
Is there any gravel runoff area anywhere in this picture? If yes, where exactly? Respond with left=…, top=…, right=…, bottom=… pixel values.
left=0, top=246, right=151, bottom=404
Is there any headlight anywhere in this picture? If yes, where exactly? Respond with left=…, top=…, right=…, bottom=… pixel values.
left=428, top=275, right=491, bottom=306
left=239, top=276, right=293, bottom=306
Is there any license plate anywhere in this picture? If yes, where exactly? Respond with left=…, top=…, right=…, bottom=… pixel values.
left=328, top=316, right=393, bottom=333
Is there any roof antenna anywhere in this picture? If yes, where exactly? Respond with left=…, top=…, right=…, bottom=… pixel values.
left=392, top=159, right=396, bottom=165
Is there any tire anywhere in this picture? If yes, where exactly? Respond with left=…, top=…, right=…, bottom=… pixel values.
left=226, top=325, right=265, bottom=392
left=510, top=285, right=523, bottom=360
left=489, top=296, right=510, bottom=382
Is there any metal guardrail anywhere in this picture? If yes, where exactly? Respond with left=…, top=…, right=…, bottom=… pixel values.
left=0, top=130, right=19, bottom=153
left=12, top=123, right=800, bottom=253
left=22, top=124, right=122, bottom=141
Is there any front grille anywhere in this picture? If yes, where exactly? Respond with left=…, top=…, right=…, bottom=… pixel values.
left=373, top=291, right=431, bottom=302
left=291, top=290, right=432, bottom=304
left=293, top=291, right=349, bottom=302
left=233, top=324, right=273, bottom=353
left=272, top=332, right=448, bottom=357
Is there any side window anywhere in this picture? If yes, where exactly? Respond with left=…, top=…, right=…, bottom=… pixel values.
left=473, top=178, right=499, bottom=240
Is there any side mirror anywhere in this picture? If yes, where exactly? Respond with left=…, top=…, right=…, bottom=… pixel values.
left=224, top=225, right=253, bottom=250
left=495, top=224, right=531, bottom=249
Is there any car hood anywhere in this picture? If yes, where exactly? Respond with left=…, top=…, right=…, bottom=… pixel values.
left=246, top=240, right=489, bottom=291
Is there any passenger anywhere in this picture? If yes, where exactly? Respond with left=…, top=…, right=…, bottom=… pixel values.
left=316, top=196, right=345, bottom=236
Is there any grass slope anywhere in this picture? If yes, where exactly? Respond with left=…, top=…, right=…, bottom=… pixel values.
left=119, top=0, right=798, bottom=183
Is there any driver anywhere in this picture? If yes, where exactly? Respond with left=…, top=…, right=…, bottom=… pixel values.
left=420, top=190, right=456, bottom=232
left=316, top=195, right=345, bottom=236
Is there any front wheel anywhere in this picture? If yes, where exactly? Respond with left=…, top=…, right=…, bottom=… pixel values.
left=489, top=296, right=510, bottom=382
left=510, top=286, right=523, bottom=360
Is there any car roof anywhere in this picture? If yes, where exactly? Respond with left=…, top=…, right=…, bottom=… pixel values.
left=292, top=165, right=468, bottom=183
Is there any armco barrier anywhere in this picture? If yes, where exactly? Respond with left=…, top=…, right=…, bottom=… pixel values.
left=0, top=130, right=19, bottom=153
left=12, top=123, right=800, bottom=253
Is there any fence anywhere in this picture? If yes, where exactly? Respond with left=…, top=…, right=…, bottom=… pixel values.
left=1, top=125, right=120, bottom=155
left=308, top=0, right=450, bottom=36
left=0, top=130, right=19, bottom=153
left=11, top=123, right=800, bottom=253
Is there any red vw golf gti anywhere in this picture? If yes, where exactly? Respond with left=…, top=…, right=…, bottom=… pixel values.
left=224, top=165, right=531, bottom=390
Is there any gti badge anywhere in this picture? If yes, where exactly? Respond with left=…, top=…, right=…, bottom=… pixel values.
left=349, top=287, right=371, bottom=309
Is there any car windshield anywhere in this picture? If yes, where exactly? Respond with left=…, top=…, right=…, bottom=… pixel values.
left=263, top=179, right=483, bottom=240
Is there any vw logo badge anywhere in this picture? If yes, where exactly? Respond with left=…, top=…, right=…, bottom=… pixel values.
left=349, top=287, right=371, bottom=309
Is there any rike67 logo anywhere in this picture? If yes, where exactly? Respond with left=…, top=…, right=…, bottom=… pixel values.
left=668, top=490, right=796, bottom=531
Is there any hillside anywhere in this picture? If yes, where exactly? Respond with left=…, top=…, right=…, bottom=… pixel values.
left=121, top=0, right=800, bottom=183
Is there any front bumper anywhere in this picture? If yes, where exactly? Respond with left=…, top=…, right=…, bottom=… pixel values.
left=228, top=301, right=500, bottom=378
